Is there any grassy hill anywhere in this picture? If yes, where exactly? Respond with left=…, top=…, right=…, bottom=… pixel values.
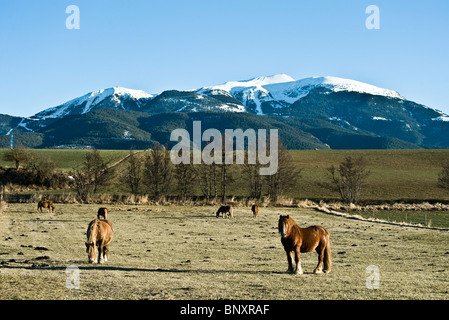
left=1, top=148, right=449, bottom=203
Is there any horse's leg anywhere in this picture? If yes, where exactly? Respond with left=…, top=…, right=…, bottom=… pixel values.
left=91, top=245, right=98, bottom=264
left=294, top=248, right=303, bottom=274
left=285, top=251, right=294, bottom=274
left=314, top=244, right=325, bottom=274
left=103, top=244, right=109, bottom=262
left=98, top=242, right=104, bottom=263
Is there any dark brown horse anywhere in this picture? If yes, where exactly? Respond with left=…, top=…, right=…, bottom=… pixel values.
left=85, top=219, right=113, bottom=264
left=216, top=205, right=233, bottom=219
left=251, top=204, right=259, bottom=217
left=278, top=215, right=331, bottom=274
left=97, top=207, right=108, bottom=220
left=37, top=200, right=55, bottom=213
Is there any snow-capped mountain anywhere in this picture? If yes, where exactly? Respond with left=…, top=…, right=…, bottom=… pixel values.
left=31, top=74, right=408, bottom=119
left=2, top=74, right=449, bottom=150
left=198, top=74, right=405, bottom=115
left=34, top=87, right=155, bottom=119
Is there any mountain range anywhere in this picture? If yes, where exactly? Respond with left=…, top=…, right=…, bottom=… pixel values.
left=1, top=74, right=448, bottom=150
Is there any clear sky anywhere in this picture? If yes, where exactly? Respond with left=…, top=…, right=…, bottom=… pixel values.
left=0, top=0, right=448, bottom=117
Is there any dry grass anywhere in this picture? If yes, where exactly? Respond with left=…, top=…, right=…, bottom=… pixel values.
left=1, top=203, right=448, bottom=300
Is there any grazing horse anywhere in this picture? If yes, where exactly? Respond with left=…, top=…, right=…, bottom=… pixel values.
left=216, top=205, right=233, bottom=219
left=278, top=215, right=331, bottom=274
left=251, top=204, right=259, bottom=217
left=85, top=219, right=113, bottom=264
left=97, top=207, right=108, bottom=220
left=37, top=200, right=55, bottom=213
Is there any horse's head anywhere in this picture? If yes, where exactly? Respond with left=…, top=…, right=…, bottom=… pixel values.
left=85, top=242, right=96, bottom=263
left=278, top=215, right=292, bottom=237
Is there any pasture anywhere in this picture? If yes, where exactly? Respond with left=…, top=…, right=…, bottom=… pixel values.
left=2, top=148, right=449, bottom=203
left=1, top=203, right=448, bottom=300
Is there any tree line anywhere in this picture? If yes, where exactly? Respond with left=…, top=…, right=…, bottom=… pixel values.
left=5, top=146, right=449, bottom=205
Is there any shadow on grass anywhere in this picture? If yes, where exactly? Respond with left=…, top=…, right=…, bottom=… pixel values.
left=0, top=262, right=290, bottom=275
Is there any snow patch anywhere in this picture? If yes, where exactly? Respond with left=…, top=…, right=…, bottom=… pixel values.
left=36, top=87, right=154, bottom=119
left=432, top=116, right=449, bottom=122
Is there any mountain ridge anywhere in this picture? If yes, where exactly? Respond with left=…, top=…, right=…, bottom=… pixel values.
left=1, top=74, right=448, bottom=150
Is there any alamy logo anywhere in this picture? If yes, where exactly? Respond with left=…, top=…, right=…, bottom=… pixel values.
left=170, top=121, right=279, bottom=175
left=65, top=265, right=80, bottom=290
left=366, top=265, right=380, bottom=289
left=366, top=5, right=380, bottom=30
left=66, top=5, right=80, bottom=30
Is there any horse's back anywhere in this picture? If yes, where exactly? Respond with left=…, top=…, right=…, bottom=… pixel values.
left=87, top=219, right=113, bottom=245
left=100, top=219, right=114, bottom=243
left=300, top=225, right=329, bottom=252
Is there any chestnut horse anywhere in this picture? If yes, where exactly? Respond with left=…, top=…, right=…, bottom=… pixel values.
left=37, top=200, right=55, bottom=213
left=97, top=207, right=108, bottom=220
left=216, top=205, right=233, bottom=219
left=85, top=219, right=113, bottom=264
left=278, top=215, right=331, bottom=274
left=251, top=204, right=259, bottom=217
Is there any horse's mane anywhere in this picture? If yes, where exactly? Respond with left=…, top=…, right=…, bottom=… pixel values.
left=87, top=220, right=99, bottom=245
left=278, top=215, right=301, bottom=236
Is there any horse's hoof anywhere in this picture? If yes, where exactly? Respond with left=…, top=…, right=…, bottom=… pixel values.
left=314, top=268, right=323, bottom=274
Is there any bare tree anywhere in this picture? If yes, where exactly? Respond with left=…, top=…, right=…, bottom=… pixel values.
left=125, top=150, right=143, bottom=196
left=3, top=148, right=36, bottom=170
left=174, top=162, right=195, bottom=201
left=265, top=143, right=301, bottom=202
left=243, top=154, right=263, bottom=199
left=143, top=142, right=173, bottom=198
left=193, top=161, right=217, bottom=202
left=71, top=149, right=113, bottom=202
left=218, top=147, right=234, bottom=203
left=437, top=160, right=449, bottom=191
left=327, top=156, right=370, bottom=204
left=36, top=158, right=58, bottom=188
left=84, top=149, right=110, bottom=194
left=71, top=169, right=92, bottom=203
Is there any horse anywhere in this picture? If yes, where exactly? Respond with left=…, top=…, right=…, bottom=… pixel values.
left=97, top=207, right=108, bottom=220
left=251, top=204, right=259, bottom=217
left=216, top=205, right=233, bottom=219
left=85, top=219, right=113, bottom=264
left=37, top=200, right=55, bottom=213
left=278, top=215, right=331, bottom=274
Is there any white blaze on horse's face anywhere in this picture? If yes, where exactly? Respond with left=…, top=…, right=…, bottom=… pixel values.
left=282, top=222, right=287, bottom=237
left=279, top=219, right=288, bottom=237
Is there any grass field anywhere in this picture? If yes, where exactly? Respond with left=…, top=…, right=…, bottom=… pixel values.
left=1, top=203, right=448, bottom=300
left=2, top=148, right=449, bottom=202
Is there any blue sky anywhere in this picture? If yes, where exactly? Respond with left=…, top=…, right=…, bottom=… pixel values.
left=0, top=0, right=448, bottom=117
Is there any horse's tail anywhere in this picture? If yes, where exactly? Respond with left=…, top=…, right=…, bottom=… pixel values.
left=323, top=236, right=332, bottom=273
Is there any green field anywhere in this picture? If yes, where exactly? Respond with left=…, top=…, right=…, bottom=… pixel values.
left=0, top=149, right=130, bottom=171
left=1, top=203, right=448, bottom=300
left=2, top=148, right=449, bottom=202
